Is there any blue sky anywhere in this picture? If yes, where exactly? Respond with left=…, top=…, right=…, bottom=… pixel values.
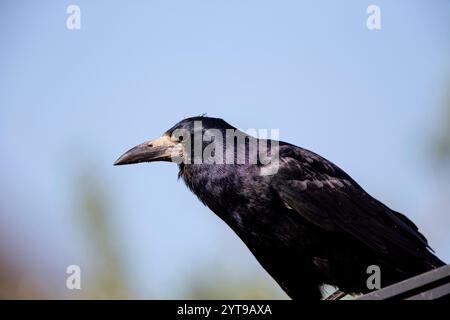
left=0, top=1, right=449, bottom=298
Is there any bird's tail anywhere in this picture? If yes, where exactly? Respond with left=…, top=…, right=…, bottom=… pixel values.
left=424, top=250, right=446, bottom=270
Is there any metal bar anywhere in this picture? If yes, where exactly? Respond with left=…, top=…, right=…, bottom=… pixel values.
left=358, top=264, right=450, bottom=300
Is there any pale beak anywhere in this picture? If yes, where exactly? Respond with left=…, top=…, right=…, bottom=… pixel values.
left=114, top=135, right=177, bottom=166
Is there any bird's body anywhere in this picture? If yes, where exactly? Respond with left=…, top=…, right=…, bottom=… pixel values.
left=115, top=116, right=445, bottom=300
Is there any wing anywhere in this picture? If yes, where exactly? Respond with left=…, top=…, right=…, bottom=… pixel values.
left=270, top=144, right=432, bottom=262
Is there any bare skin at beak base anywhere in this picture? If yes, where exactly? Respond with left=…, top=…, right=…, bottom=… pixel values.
left=114, top=135, right=176, bottom=166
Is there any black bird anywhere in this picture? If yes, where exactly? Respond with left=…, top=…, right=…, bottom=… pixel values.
left=114, top=116, right=445, bottom=300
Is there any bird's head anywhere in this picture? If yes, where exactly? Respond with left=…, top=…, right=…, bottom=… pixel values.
left=114, top=116, right=235, bottom=166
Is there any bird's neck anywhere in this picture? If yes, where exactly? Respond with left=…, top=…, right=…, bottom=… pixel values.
left=178, top=163, right=235, bottom=213
left=178, top=163, right=215, bottom=191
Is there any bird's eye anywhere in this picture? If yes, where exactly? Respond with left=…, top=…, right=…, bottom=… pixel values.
left=178, top=136, right=184, bottom=142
